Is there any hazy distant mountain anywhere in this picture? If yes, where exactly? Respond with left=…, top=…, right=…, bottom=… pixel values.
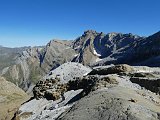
left=0, top=46, right=30, bottom=71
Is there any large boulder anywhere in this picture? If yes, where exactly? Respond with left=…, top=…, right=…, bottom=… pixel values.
left=33, top=75, right=119, bottom=100
left=33, top=62, right=92, bottom=100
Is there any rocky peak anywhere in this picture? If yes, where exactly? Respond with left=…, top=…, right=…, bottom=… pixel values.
left=83, top=30, right=98, bottom=36
left=47, top=40, right=62, bottom=47
left=72, top=30, right=143, bottom=65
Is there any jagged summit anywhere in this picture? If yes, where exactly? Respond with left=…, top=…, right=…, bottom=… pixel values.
left=84, top=30, right=97, bottom=34
left=72, top=30, right=143, bottom=65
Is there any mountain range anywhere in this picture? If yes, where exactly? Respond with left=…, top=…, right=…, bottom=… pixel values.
left=1, top=30, right=160, bottom=91
left=0, top=30, right=160, bottom=120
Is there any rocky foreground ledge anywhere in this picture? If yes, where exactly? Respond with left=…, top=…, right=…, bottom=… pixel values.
left=13, top=63, right=160, bottom=120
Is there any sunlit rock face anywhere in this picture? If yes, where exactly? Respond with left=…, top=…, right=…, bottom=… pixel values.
left=72, top=30, right=142, bottom=65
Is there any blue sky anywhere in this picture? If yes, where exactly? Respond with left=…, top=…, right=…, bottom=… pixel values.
left=0, top=0, right=160, bottom=47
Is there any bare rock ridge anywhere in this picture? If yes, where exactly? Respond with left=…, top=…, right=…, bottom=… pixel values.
left=13, top=63, right=160, bottom=120
left=1, top=30, right=160, bottom=92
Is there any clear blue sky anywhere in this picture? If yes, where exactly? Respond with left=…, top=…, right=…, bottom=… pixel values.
left=0, top=0, right=160, bottom=47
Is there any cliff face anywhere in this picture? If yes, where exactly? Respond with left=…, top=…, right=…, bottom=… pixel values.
left=94, top=31, right=160, bottom=66
left=72, top=30, right=143, bottom=65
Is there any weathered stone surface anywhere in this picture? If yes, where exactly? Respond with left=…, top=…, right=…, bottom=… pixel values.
left=89, top=64, right=134, bottom=75
left=46, top=62, right=92, bottom=83
left=33, top=74, right=119, bottom=101
left=12, top=64, right=160, bottom=120
left=12, top=89, right=83, bottom=120
left=58, top=87, right=160, bottom=120
left=130, top=77, right=160, bottom=94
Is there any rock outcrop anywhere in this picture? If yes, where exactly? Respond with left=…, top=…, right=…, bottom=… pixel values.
left=58, top=86, right=160, bottom=120
left=130, top=77, right=160, bottom=94
left=33, top=62, right=92, bottom=100
left=89, top=64, right=134, bottom=75
left=33, top=75, right=118, bottom=100
left=13, top=63, right=160, bottom=120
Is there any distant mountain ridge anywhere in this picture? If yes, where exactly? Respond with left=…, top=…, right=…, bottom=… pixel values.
left=1, top=30, right=160, bottom=91
left=1, top=40, right=76, bottom=91
left=0, top=46, right=30, bottom=72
